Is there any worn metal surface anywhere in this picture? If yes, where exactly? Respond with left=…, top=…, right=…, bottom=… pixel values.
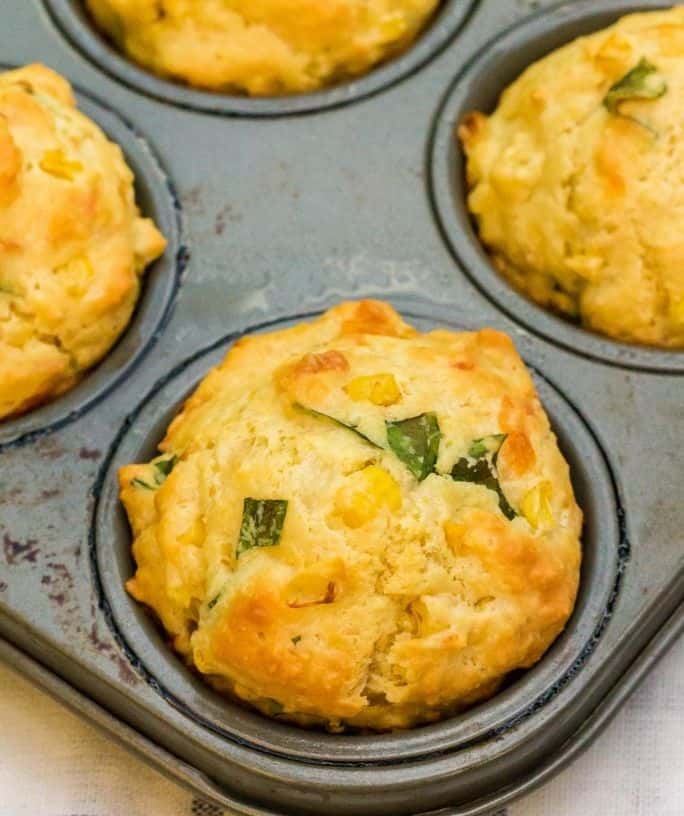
left=0, top=1, right=682, bottom=814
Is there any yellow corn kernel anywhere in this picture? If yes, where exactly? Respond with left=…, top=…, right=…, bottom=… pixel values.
left=668, top=298, right=684, bottom=325
left=39, top=149, right=83, bottom=180
left=344, top=373, right=401, bottom=406
left=444, top=521, right=467, bottom=554
left=521, top=481, right=554, bottom=529
left=335, top=465, right=402, bottom=528
left=380, top=14, right=407, bottom=40
left=56, top=255, right=94, bottom=297
left=178, top=518, right=205, bottom=548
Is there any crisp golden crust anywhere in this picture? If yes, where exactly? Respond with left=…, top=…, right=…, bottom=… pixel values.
left=0, top=64, right=166, bottom=420
left=120, top=300, right=582, bottom=730
left=85, top=0, right=440, bottom=96
left=459, top=8, right=684, bottom=348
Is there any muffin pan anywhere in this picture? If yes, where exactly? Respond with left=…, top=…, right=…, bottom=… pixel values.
left=1, top=1, right=682, bottom=814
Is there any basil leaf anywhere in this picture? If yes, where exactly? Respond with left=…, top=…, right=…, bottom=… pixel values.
left=261, top=698, right=285, bottom=715
left=451, top=434, right=516, bottom=520
left=207, top=594, right=221, bottom=610
left=386, top=413, right=441, bottom=481
left=131, top=477, right=155, bottom=491
left=155, top=455, right=178, bottom=479
left=603, top=58, right=667, bottom=115
left=296, top=404, right=381, bottom=448
left=237, top=498, right=288, bottom=558
left=131, top=454, right=178, bottom=491
left=468, top=434, right=506, bottom=459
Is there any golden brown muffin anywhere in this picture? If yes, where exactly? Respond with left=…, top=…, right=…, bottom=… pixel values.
left=460, top=8, right=684, bottom=348
left=120, top=300, right=582, bottom=731
left=86, top=0, right=440, bottom=96
left=0, top=64, right=166, bottom=420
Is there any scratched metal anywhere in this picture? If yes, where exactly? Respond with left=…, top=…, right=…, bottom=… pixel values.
left=0, top=1, right=682, bottom=815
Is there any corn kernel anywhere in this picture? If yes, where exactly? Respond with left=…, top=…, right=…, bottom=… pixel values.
left=380, top=15, right=407, bottom=40
left=521, top=481, right=554, bottom=529
left=344, top=373, right=401, bottom=406
left=444, top=521, right=467, bottom=553
left=668, top=298, right=684, bottom=325
left=40, top=149, right=83, bottom=180
left=56, top=255, right=94, bottom=297
left=335, top=465, right=401, bottom=528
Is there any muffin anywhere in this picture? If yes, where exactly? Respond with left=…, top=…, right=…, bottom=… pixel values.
left=120, top=300, right=582, bottom=731
left=85, top=0, right=440, bottom=96
left=460, top=7, right=684, bottom=348
left=0, top=64, right=166, bottom=421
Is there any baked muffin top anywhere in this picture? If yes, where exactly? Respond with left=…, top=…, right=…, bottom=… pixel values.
left=460, top=7, right=684, bottom=348
left=86, top=0, right=440, bottom=95
left=120, top=300, right=582, bottom=731
left=0, top=64, right=166, bottom=420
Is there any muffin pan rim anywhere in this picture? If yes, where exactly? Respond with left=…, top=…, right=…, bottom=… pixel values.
left=0, top=77, right=187, bottom=451
left=42, top=0, right=481, bottom=117
left=2, top=0, right=682, bottom=811
left=91, top=307, right=626, bottom=767
left=428, top=0, right=684, bottom=375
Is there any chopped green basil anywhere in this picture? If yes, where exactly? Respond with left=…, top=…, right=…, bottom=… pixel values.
left=451, top=434, right=516, bottom=520
left=154, top=455, right=178, bottom=479
left=386, top=413, right=441, bottom=482
left=131, top=477, right=155, bottom=491
left=467, top=434, right=506, bottom=460
left=237, top=498, right=288, bottom=558
left=261, top=698, right=285, bottom=716
left=603, top=58, right=667, bottom=128
left=207, top=594, right=221, bottom=610
left=296, top=404, right=381, bottom=448
left=131, top=454, right=179, bottom=491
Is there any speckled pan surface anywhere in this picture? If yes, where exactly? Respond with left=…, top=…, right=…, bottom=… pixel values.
left=0, top=1, right=682, bottom=815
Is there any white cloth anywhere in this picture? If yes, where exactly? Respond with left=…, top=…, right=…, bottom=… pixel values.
left=0, top=637, right=682, bottom=816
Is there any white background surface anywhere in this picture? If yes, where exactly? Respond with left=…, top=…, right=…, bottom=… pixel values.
left=0, top=635, right=682, bottom=816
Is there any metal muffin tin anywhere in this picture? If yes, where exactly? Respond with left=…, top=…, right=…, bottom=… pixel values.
left=1, top=0, right=682, bottom=813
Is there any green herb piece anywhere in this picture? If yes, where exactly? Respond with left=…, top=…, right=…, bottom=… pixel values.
left=603, top=58, right=667, bottom=128
left=131, top=477, right=155, bottom=490
left=386, top=413, right=441, bottom=482
left=237, top=498, right=288, bottom=558
left=451, top=434, right=516, bottom=520
left=296, top=403, right=381, bottom=448
left=154, top=455, right=178, bottom=479
left=207, top=594, right=221, bottom=610
left=261, top=698, right=285, bottom=716
left=131, top=454, right=178, bottom=491
left=467, top=434, right=506, bottom=460
left=291, top=635, right=302, bottom=645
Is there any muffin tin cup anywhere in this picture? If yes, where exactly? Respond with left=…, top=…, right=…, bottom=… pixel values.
left=2, top=0, right=683, bottom=814
left=0, top=80, right=185, bottom=450
left=44, top=0, right=479, bottom=116
left=93, top=310, right=623, bottom=771
left=429, top=0, right=684, bottom=373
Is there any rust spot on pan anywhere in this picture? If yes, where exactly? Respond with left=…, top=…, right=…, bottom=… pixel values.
left=3, top=533, right=40, bottom=565
left=79, top=447, right=102, bottom=460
